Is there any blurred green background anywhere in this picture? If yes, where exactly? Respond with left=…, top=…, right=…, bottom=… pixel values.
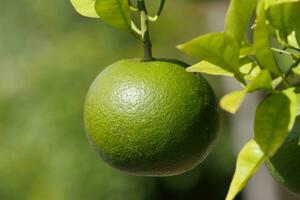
left=0, top=0, right=240, bottom=199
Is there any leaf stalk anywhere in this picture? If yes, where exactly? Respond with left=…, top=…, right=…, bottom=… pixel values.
left=138, top=0, right=155, bottom=61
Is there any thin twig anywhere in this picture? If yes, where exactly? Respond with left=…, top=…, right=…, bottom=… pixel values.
left=138, top=0, right=154, bottom=61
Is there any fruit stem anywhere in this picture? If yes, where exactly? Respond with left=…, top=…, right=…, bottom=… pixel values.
left=138, top=0, right=155, bottom=61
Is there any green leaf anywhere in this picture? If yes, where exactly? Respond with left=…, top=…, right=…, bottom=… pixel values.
left=293, top=63, right=300, bottom=75
left=244, top=66, right=262, bottom=81
left=254, top=92, right=291, bottom=156
left=240, top=46, right=256, bottom=56
left=178, top=32, right=240, bottom=73
left=246, top=70, right=273, bottom=92
left=296, top=93, right=300, bottom=116
left=290, top=3, right=300, bottom=45
left=238, top=57, right=261, bottom=81
left=95, top=0, right=131, bottom=30
left=254, top=1, right=281, bottom=76
left=70, top=0, right=99, bottom=18
left=265, top=0, right=299, bottom=9
left=225, top=140, right=265, bottom=200
left=266, top=1, right=300, bottom=46
left=239, top=56, right=254, bottom=67
left=220, top=90, right=247, bottom=114
left=186, top=61, right=234, bottom=77
left=283, top=88, right=298, bottom=130
left=266, top=2, right=295, bottom=38
left=293, top=62, right=300, bottom=75
left=240, top=63, right=262, bottom=81
left=225, top=0, right=257, bottom=45
left=288, top=31, right=300, bottom=49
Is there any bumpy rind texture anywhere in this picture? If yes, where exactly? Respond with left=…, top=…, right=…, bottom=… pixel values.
left=266, top=117, right=300, bottom=196
left=84, top=59, right=219, bottom=176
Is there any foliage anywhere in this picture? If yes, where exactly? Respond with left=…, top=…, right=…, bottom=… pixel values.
left=0, top=0, right=241, bottom=199
left=178, top=0, right=300, bottom=199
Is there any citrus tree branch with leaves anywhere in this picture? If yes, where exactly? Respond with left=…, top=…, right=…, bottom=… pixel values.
left=178, top=0, right=300, bottom=198
left=71, top=0, right=166, bottom=61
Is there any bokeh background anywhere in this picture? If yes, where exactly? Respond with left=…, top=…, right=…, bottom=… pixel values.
left=0, top=0, right=298, bottom=199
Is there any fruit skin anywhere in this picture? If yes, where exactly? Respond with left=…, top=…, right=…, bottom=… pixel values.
left=84, top=58, right=219, bottom=176
left=266, top=117, right=300, bottom=196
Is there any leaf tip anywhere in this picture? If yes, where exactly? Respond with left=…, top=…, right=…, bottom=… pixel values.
left=176, top=44, right=184, bottom=50
left=220, top=102, right=238, bottom=114
left=186, top=67, right=195, bottom=72
left=220, top=90, right=246, bottom=114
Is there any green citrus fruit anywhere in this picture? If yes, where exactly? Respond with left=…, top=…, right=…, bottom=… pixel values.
left=84, top=58, right=219, bottom=176
left=266, top=117, right=300, bottom=196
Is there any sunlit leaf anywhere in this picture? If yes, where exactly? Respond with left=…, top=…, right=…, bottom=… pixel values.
left=187, top=61, right=234, bottom=77
left=296, top=93, right=300, bottom=116
left=178, top=32, right=240, bottom=73
left=288, top=31, right=300, bottom=49
left=254, top=92, right=291, bottom=156
left=225, top=140, right=265, bottom=200
left=70, top=0, right=99, bottom=18
left=254, top=1, right=281, bottom=76
left=220, top=90, right=247, bottom=114
left=238, top=57, right=261, bottom=81
left=246, top=70, right=273, bottom=92
left=239, top=63, right=253, bottom=75
left=95, top=0, right=131, bottom=30
left=225, top=0, right=257, bottom=45
left=283, top=88, right=298, bottom=130
left=244, top=67, right=262, bottom=81
left=292, top=62, right=300, bottom=75
left=265, top=0, right=299, bottom=9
